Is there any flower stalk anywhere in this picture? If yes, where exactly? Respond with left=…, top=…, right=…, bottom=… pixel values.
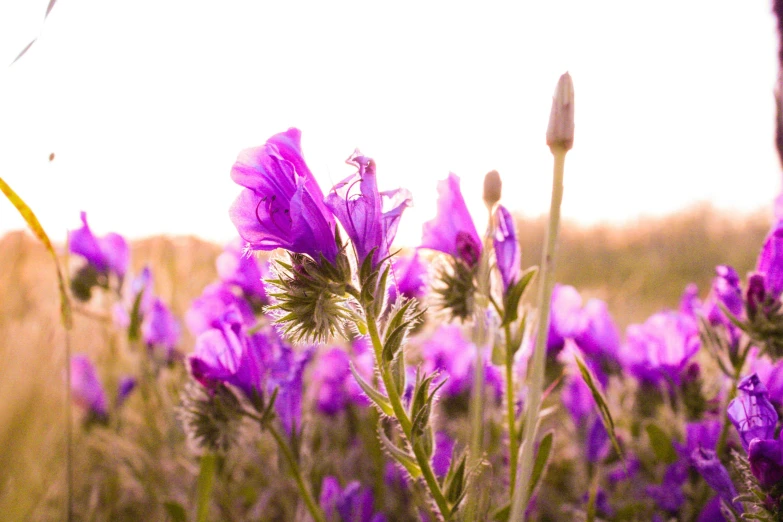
left=510, top=72, right=573, bottom=520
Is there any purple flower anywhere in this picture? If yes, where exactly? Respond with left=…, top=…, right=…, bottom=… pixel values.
left=421, top=173, right=481, bottom=267
left=696, top=496, right=726, bottom=522
left=269, top=344, right=313, bottom=436
left=388, top=250, right=428, bottom=304
left=547, top=284, right=585, bottom=355
left=71, top=355, right=108, bottom=419
left=647, top=462, right=688, bottom=512
left=142, top=298, right=180, bottom=353
left=432, top=431, right=455, bottom=478
left=574, top=299, right=622, bottom=371
left=116, top=376, right=137, bottom=408
left=216, top=238, right=268, bottom=305
left=493, top=205, right=521, bottom=292
left=750, top=354, right=783, bottom=406
left=679, top=283, right=701, bottom=318
left=622, top=310, right=700, bottom=386
left=756, top=224, right=783, bottom=300
left=325, top=151, right=411, bottom=268
left=310, top=346, right=373, bottom=415
left=691, top=447, right=743, bottom=513
left=186, top=282, right=256, bottom=336
left=748, top=437, right=783, bottom=490
left=229, top=128, right=338, bottom=263
left=319, top=476, right=386, bottom=522
left=69, top=212, right=129, bottom=277
left=188, top=307, right=268, bottom=399
left=727, top=373, right=778, bottom=452
left=704, top=266, right=743, bottom=324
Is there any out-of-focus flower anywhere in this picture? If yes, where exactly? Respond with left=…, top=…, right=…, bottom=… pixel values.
left=690, top=447, right=743, bottom=513
left=646, top=462, right=688, bottom=513
left=756, top=224, right=783, bottom=301
left=325, top=151, right=411, bottom=269
left=269, top=344, right=313, bottom=436
left=493, top=205, right=521, bottom=293
left=71, top=355, right=108, bottom=420
left=421, top=173, right=481, bottom=267
left=704, top=266, right=743, bottom=325
left=319, top=476, right=386, bottom=522
left=388, top=251, right=428, bottom=304
left=622, top=310, right=700, bottom=386
left=142, top=298, right=181, bottom=357
left=69, top=211, right=129, bottom=278
left=727, top=373, right=778, bottom=452
left=116, top=376, right=137, bottom=408
left=229, top=128, right=338, bottom=263
left=679, top=283, right=701, bottom=318
left=547, top=284, right=584, bottom=356
left=432, top=431, right=455, bottom=478
left=696, top=496, right=726, bottom=522
left=216, top=238, right=268, bottom=306
left=310, top=344, right=373, bottom=415
left=186, top=282, right=256, bottom=336
left=420, top=325, right=502, bottom=400
left=573, top=299, right=622, bottom=376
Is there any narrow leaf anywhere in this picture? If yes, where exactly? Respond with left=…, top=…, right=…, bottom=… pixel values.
left=0, top=177, right=71, bottom=328
left=528, top=431, right=553, bottom=497
left=574, top=355, right=624, bottom=463
left=378, top=429, right=421, bottom=479
left=382, top=321, right=409, bottom=361
left=163, top=502, right=188, bottom=522
left=502, top=266, right=538, bottom=326
left=645, top=424, right=677, bottom=464
left=195, top=453, right=217, bottom=522
left=349, top=363, right=393, bottom=416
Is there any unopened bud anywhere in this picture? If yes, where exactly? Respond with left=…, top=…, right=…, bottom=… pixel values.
left=483, top=170, right=502, bottom=208
left=546, top=72, right=574, bottom=152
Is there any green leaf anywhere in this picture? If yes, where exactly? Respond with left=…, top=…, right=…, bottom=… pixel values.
left=444, top=453, right=467, bottom=504
left=501, top=266, right=538, bottom=326
left=645, top=424, right=677, bottom=464
left=349, top=363, right=393, bottom=416
left=195, top=453, right=217, bottom=522
left=528, top=431, right=553, bottom=498
left=0, top=177, right=72, bottom=329
left=574, top=355, right=624, bottom=463
left=492, top=504, right=511, bottom=522
left=385, top=299, right=415, bottom=336
left=378, top=429, right=421, bottom=479
left=163, top=502, right=188, bottom=522
left=382, top=321, right=409, bottom=361
left=390, top=354, right=406, bottom=396
left=128, top=287, right=145, bottom=342
left=373, top=264, right=391, bottom=318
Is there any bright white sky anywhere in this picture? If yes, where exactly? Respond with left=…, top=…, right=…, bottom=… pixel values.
left=0, top=1, right=780, bottom=248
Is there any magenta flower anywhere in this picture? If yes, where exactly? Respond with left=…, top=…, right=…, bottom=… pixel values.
left=493, top=205, right=521, bottom=292
left=728, top=373, right=778, bottom=451
left=748, top=437, right=783, bottom=490
left=268, top=343, right=313, bottom=436
left=69, top=211, right=129, bottom=277
left=229, top=128, right=338, bottom=263
left=690, top=447, right=742, bottom=513
left=756, top=224, right=783, bottom=300
left=319, top=476, right=386, bottom=522
left=142, top=298, right=181, bottom=354
left=325, top=151, right=411, bottom=268
left=388, top=250, right=428, bottom=304
left=216, top=238, right=268, bottom=305
left=421, top=173, right=481, bottom=267
left=71, top=355, right=108, bottom=419
left=186, top=282, right=256, bottom=336
left=116, top=376, right=137, bottom=408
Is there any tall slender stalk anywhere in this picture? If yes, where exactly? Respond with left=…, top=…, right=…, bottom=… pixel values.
left=505, top=322, right=518, bottom=493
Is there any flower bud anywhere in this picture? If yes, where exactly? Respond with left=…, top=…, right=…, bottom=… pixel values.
left=482, top=170, right=502, bottom=208
left=546, top=72, right=575, bottom=152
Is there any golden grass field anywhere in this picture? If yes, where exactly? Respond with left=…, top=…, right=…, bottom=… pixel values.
left=0, top=204, right=772, bottom=520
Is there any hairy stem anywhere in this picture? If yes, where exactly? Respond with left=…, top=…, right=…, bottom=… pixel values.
left=505, top=322, right=518, bottom=494
left=365, top=308, right=451, bottom=519
left=510, top=147, right=566, bottom=520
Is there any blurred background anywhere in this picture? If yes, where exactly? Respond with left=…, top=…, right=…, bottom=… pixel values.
left=1, top=0, right=782, bottom=519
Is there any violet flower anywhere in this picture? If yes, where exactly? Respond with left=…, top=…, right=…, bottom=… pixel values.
left=546, top=284, right=585, bottom=356
left=268, top=344, right=313, bottom=436
left=186, top=282, right=256, bottom=336
left=727, top=373, right=778, bottom=452
left=325, top=151, right=411, bottom=268
left=690, top=447, right=743, bottom=513
left=216, top=238, right=268, bottom=306
left=71, top=355, right=108, bottom=419
left=142, top=298, right=181, bottom=357
left=69, top=211, right=129, bottom=278
left=229, top=128, right=338, bottom=263
left=573, top=299, right=622, bottom=375
left=310, top=346, right=372, bottom=415
left=748, top=437, right=783, bottom=490
left=421, top=173, right=481, bottom=267
left=319, top=476, right=386, bottom=522
left=116, top=376, right=137, bottom=408
left=622, top=310, right=700, bottom=386
left=432, top=431, right=455, bottom=478
left=704, top=266, right=743, bottom=325
left=388, top=250, right=428, bottom=304
left=493, top=205, right=521, bottom=292
left=756, top=224, right=783, bottom=301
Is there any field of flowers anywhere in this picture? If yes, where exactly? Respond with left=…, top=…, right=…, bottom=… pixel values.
left=3, top=72, right=783, bottom=522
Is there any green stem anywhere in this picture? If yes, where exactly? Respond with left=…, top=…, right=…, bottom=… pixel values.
left=364, top=310, right=451, bottom=519
left=510, top=147, right=567, bottom=520
left=505, top=323, right=518, bottom=494
left=268, top=424, right=327, bottom=522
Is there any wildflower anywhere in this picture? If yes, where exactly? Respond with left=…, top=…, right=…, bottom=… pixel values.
left=727, top=374, right=778, bottom=451
left=324, top=151, right=411, bottom=269
left=186, top=282, right=256, bottom=336
left=493, top=205, right=521, bottom=293
left=388, top=250, right=428, bottom=304
left=690, top=447, right=743, bottom=513
left=142, top=298, right=181, bottom=359
left=432, top=431, right=455, bottom=478
left=704, top=266, right=743, bottom=324
left=71, top=355, right=108, bottom=420
left=748, top=437, right=783, bottom=490
left=116, top=376, right=137, bottom=408
left=756, top=225, right=783, bottom=301
left=319, top=476, right=386, bottom=522
left=68, top=211, right=129, bottom=278
left=421, top=173, right=481, bottom=267
left=216, top=238, right=268, bottom=308
left=229, top=128, right=338, bottom=263
left=268, top=343, right=313, bottom=436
